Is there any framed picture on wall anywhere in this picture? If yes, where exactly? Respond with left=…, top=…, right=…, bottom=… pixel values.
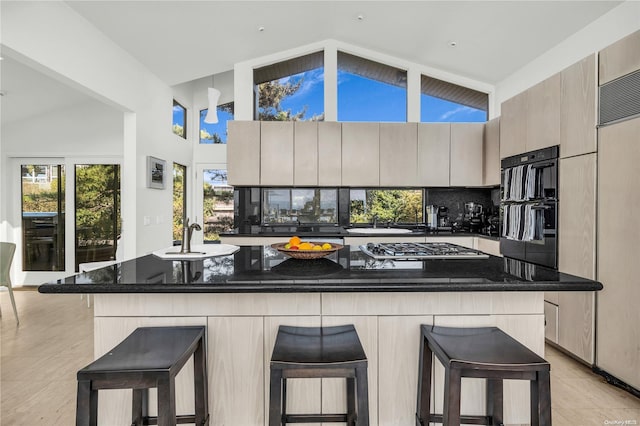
left=146, top=156, right=166, bottom=189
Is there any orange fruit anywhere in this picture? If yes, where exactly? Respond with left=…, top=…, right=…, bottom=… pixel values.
left=289, top=236, right=301, bottom=246
left=299, top=242, right=313, bottom=250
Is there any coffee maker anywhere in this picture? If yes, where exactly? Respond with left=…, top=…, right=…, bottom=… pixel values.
left=426, top=205, right=438, bottom=230
left=437, top=206, right=451, bottom=230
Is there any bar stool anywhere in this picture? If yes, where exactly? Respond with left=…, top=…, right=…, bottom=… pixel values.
left=76, top=326, right=209, bottom=426
left=416, top=325, right=551, bottom=426
left=269, top=324, right=369, bottom=426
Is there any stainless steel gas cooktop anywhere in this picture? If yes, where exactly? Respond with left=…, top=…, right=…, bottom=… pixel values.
left=359, top=242, right=489, bottom=260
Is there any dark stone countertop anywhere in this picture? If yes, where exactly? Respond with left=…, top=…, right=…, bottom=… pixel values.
left=38, top=245, right=601, bottom=294
left=222, top=225, right=500, bottom=241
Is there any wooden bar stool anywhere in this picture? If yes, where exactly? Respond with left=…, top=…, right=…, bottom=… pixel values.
left=76, top=326, right=209, bottom=426
left=269, top=324, right=369, bottom=426
left=416, top=325, right=551, bottom=426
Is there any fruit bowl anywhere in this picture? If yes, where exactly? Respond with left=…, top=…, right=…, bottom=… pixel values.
left=271, top=242, right=343, bottom=260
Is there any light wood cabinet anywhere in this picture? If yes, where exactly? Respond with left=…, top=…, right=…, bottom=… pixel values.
left=597, top=117, right=640, bottom=389
left=544, top=301, right=558, bottom=344
left=379, top=123, right=418, bottom=186
left=260, top=121, right=294, bottom=185
left=341, top=122, right=379, bottom=186
left=500, top=92, right=527, bottom=158
left=450, top=123, right=484, bottom=186
left=476, top=237, right=500, bottom=257
left=526, top=73, right=561, bottom=151
left=558, top=153, right=597, bottom=363
left=560, top=54, right=597, bottom=158
left=318, top=122, right=342, bottom=186
left=417, top=123, right=450, bottom=186
left=293, top=122, right=318, bottom=186
left=483, top=117, right=500, bottom=186
left=599, top=29, right=640, bottom=85
left=227, top=121, right=261, bottom=186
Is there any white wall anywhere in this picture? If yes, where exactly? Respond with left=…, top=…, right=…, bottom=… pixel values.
left=495, top=0, right=640, bottom=113
left=2, top=101, right=124, bottom=156
left=1, top=1, right=192, bottom=262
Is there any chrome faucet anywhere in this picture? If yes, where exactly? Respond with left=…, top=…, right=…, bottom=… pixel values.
left=180, top=217, right=202, bottom=254
left=372, top=214, right=379, bottom=228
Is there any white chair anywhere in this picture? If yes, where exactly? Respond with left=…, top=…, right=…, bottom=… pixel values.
left=0, top=242, right=20, bottom=325
left=78, top=237, right=123, bottom=307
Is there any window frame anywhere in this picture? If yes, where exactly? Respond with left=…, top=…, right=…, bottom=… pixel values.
left=172, top=99, right=187, bottom=139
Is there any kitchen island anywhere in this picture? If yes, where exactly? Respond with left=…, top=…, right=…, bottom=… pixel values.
left=39, top=245, right=601, bottom=426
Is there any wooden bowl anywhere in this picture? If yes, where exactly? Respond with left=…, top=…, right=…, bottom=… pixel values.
left=271, top=242, right=343, bottom=260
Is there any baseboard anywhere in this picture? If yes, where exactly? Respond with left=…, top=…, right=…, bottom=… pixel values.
left=592, top=366, right=640, bottom=399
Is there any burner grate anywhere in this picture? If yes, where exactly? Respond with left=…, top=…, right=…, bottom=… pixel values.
left=360, top=242, right=489, bottom=260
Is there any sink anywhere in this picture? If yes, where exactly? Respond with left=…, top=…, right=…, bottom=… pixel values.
left=346, top=228, right=412, bottom=234
left=152, top=244, right=240, bottom=260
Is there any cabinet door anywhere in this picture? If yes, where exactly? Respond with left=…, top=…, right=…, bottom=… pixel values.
left=294, top=121, right=318, bottom=186
left=558, top=154, right=596, bottom=363
left=261, top=121, right=294, bottom=185
left=500, top=93, right=527, bottom=158
left=476, top=237, right=500, bottom=257
left=483, top=117, right=500, bottom=186
left=318, top=122, right=342, bottom=186
left=227, top=121, right=261, bottom=186
left=544, top=301, right=558, bottom=343
left=526, top=73, right=561, bottom=151
left=599, top=29, right=640, bottom=85
left=597, top=117, right=640, bottom=389
left=379, top=123, right=417, bottom=186
left=560, top=54, right=597, bottom=158
left=341, top=122, right=379, bottom=186
left=417, top=123, right=450, bottom=186
left=450, top=123, right=483, bottom=186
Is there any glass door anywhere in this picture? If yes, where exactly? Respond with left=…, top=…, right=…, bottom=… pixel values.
left=21, top=163, right=65, bottom=271
left=196, top=164, right=234, bottom=243
left=74, top=164, right=121, bottom=271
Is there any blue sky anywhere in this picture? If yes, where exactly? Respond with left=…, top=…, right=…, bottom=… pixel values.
left=189, top=67, right=487, bottom=144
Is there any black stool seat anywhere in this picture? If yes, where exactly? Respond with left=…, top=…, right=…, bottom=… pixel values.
left=76, top=326, right=209, bottom=426
left=416, top=325, right=551, bottom=426
left=269, top=324, right=369, bottom=425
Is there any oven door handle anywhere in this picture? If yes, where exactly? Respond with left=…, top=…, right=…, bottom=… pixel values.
left=531, top=162, right=555, bottom=169
left=531, top=205, right=552, bottom=210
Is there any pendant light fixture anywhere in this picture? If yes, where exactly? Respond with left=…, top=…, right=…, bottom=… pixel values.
left=204, top=74, right=221, bottom=124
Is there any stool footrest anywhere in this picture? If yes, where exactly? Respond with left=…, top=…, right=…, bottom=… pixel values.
left=428, top=413, right=492, bottom=425
left=284, top=413, right=349, bottom=423
left=139, top=413, right=210, bottom=425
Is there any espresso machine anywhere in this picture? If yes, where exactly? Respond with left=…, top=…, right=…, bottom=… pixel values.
left=437, top=206, right=451, bottom=231
left=463, top=202, right=484, bottom=233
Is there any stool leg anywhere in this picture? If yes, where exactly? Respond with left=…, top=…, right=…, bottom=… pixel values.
left=76, top=379, right=97, bottom=426
left=193, top=337, right=209, bottom=425
left=132, top=389, right=148, bottom=426
left=531, top=370, right=551, bottom=426
left=416, top=335, right=433, bottom=425
left=269, top=368, right=283, bottom=426
left=442, top=368, right=462, bottom=426
left=486, top=379, right=503, bottom=426
left=347, top=377, right=356, bottom=426
left=157, top=376, right=176, bottom=426
left=355, top=366, right=370, bottom=426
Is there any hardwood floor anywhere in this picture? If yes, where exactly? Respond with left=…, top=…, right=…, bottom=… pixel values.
left=1, top=289, right=639, bottom=425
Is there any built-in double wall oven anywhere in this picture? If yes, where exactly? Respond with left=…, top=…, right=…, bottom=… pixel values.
left=500, top=146, right=558, bottom=269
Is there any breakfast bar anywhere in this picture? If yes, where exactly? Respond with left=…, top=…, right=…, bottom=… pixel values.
left=38, top=245, right=602, bottom=426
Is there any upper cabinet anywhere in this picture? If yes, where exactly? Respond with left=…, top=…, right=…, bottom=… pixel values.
left=560, top=54, right=597, bottom=158
left=599, top=30, right=640, bottom=85
left=341, top=122, right=380, bottom=186
left=417, top=123, right=450, bottom=187
left=526, top=73, right=561, bottom=151
left=294, top=122, right=318, bottom=186
left=450, top=123, right=484, bottom=186
left=483, top=117, right=500, bottom=186
left=227, top=121, right=261, bottom=186
left=380, top=123, right=418, bottom=186
left=318, top=122, right=342, bottom=186
left=260, top=121, right=294, bottom=186
left=500, top=92, right=527, bottom=158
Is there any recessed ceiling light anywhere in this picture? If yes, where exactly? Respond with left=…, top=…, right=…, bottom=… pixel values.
left=449, top=41, right=457, bottom=48
left=357, top=14, right=364, bottom=21
left=258, top=26, right=265, bottom=32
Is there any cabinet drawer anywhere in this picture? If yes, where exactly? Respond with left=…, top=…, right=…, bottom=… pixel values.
left=544, top=301, right=558, bottom=343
